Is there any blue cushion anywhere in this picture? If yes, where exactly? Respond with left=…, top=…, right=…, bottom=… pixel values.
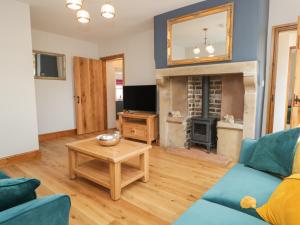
left=0, top=172, right=9, bottom=180
left=245, top=127, right=300, bottom=177
left=239, top=139, right=258, bottom=164
left=173, top=199, right=270, bottom=225
left=0, top=178, right=40, bottom=212
left=202, top=164, right=281, bottom=218
left=0, top=195, right=71, bottom=225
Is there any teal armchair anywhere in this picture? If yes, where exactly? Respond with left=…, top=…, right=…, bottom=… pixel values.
left=0, top=172, right=71, bottom=225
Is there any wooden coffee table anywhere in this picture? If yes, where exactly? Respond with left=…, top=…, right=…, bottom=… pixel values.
left=66, top=138, right=151, bottom=200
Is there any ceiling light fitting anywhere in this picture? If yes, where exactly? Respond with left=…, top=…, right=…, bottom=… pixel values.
left=66, top=0, right=83, bottom=10
left=77, top=10, right=90, bottom=24
left=101, top=3, right=115, bottom=19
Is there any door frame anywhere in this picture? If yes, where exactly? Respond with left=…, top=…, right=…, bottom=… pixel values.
left=266, top=23, right=297, bottom=133
left=100, top=54, right=125, bottom=86
left=100, top=53, right=125, bottom=128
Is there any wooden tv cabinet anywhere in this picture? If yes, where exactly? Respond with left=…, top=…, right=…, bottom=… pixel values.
left=119, top=112, right=158, bottom=145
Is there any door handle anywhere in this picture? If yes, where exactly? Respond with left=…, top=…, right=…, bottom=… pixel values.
left=74, top=96, right=80, bottom=104
left=294, top=94, right=300, bottom=106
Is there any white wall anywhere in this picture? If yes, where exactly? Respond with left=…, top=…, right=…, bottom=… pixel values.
left=32, top=30, right=99, bottom=134
left=262, top=0, right=300, bottom=134
left=99, top=28, right=156, bottom=85
left=0, top=0, right=39, bottom=158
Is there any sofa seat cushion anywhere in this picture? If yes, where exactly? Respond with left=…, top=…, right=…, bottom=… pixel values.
left=0, top=172, right=9, bottom=180
left=0, top=178, right=40, bottom=212
left=173, top=199, right=270, bottom=225
left=202, top=163, right=281, bottom=218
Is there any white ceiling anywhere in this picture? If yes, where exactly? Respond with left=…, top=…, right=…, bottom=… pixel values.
left=17, top=0, right=205, bottom=43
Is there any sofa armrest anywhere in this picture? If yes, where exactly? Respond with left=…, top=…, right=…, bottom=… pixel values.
left=0, top=195, right=71, bottom=225
left=239, top=139, right=258, bottom=164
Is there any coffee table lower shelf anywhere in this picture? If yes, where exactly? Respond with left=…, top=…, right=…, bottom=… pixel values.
left=74, top=159, right=145, bottom=194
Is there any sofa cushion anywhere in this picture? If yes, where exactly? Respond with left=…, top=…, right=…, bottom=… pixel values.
left=245, top=128, right=300, bottom=177
left=239, top=139, right=258, bottom=164
left=202, top=163, right=281, bottom=219
left=292, top=138, right=300, bottom=174
left=173, top=199, right=270, bottom=225
left=0, top=172, right=9, bottom=180
left=257, top=174, right=300, bottom=225
left=0, top=178, right=40, bottom=212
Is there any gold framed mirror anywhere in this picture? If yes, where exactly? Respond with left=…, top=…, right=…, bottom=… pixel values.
left=33, top=50, right=66, bottom=80
left=167, top=3, right=234, bottom=66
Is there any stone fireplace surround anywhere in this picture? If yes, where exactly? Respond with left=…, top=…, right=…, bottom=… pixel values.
left=156, top=61, right=258, bottom=148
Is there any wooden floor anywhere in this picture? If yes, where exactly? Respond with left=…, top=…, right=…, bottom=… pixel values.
left=0, top=135, right=231, bottom=225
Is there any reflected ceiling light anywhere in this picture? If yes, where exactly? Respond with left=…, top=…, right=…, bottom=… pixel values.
left=101, top=3, right=115, bottom=19
left=77, top=10, right=90, bottom=23
left=66, top=0, right=83, bottom=10
left=203, top=28, right=215, bottom=55
left=206, top=44, right=215, bottom=54
left=193, top=47, right=201, bottom=55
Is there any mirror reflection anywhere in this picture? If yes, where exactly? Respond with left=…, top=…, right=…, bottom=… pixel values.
left=33, top=51, right=66, bottom=80
left=168, top=3, right=233, bottom=65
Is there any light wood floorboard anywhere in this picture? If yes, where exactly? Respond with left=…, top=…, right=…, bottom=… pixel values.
left=0, top=135, right=231, bottom=225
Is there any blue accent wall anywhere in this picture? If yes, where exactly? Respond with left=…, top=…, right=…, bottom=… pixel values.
left=154, top=0, right=269, bottom=137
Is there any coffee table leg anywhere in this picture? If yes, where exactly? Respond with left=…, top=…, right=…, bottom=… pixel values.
left=140, top=151, right=149, bottom=182
left=68, top=149, right=77, bottom=180
left=109, top=162, right=121, bottom=201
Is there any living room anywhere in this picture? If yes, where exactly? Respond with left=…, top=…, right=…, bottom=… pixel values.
left=0, top=0, right=300, bottom=225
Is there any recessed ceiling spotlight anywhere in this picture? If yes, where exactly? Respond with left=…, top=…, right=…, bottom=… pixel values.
left=77, top=10, right=90, bottom=24
left=101, top=3, right=115, bottom=19
left=66, top=0, right=83, bottom=10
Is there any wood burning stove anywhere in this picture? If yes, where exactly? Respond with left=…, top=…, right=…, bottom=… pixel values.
left=189, top=76, right=218, bottom=151
left=190, top=117, right=218, bottom=150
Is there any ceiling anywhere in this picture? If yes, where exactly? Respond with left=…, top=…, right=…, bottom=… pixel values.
left=17, top=0, right=205, bottom=43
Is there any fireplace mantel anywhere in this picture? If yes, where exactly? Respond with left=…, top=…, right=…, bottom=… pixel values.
left=156, top=61, right=257, bottom=83
left=155, top=61, right=258, bottom=147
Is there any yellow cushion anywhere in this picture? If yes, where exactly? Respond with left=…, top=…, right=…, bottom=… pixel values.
left=257, top=174, right=300, bottom=225
left=292, top=138, right=300, bottom=174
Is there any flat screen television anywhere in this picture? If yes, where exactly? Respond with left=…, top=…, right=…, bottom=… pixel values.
left=123, top=85, right=157, bottom=112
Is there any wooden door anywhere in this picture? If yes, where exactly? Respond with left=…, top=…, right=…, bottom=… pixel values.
left=73, top=57, right=107, bottom=134
left=291, top=17, right=300, bottom=128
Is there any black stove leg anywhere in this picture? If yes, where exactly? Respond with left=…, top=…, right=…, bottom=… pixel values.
left=206, top=144, right=212, bottom=153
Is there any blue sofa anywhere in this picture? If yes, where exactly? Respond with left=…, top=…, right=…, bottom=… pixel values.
left=0, top=172, right=71, bottom=225
left=173, top=139, right=282, bottom=225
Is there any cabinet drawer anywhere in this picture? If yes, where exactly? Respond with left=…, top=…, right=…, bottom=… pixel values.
left=123, top=125, right=147, bottom=140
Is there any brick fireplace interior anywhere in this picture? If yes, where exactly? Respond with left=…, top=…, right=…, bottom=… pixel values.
left=168, top=74, right=245, bottom=151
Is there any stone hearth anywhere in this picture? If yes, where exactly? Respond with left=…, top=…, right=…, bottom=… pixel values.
left=156, top=61, right=257, bottom=148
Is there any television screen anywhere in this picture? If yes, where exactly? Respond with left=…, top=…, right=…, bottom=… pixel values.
left=123, top=85, right=157, bottom=112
